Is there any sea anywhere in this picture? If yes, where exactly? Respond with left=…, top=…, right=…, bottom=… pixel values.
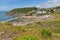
left=0, top=11, right=13, bottom=22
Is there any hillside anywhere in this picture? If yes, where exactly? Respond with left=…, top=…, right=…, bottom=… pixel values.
left=10, top=7, right=37, bottom=14
left=9, top=6, right=60, bottom=14
left=0, top=14, right=60, bottom=40
left=53, top=6, right=60, bottom=9
left=4, top=6, right=60, bottom=40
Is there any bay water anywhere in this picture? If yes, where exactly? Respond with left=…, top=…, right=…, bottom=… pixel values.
left=0, top=11, right=13, bottom=22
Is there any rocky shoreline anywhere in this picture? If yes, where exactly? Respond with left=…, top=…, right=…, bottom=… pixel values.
left=0, top=17, right=18, bottom=23
left=10, top=14, right=54, bottom=26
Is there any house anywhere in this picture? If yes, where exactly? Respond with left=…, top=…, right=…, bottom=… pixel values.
left=37, top=8, right=47, bottom=14
left=37, top=10, right=47, bottom=14
left=53, top=9, right=60, bottom=12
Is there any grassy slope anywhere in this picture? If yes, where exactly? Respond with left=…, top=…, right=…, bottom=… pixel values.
left=10, top=7, right=37, bottom=14
left=0, top=13, right=60, bottom=40
left=9, top=6, right=60, bottom=14
left=53, top=6, right=60, bottom=9
left=1, top=6, right=60, bottom=40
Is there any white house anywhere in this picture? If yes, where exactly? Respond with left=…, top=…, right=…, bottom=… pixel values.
left=53, top=9, right=60, bottom=12
left=37, top=10, right=47, bottom=14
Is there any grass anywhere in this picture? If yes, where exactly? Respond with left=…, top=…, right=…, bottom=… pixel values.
left=0, top=23, right=59, bottom=40
left=10, top=7, right=37, bottom=14
left=0, top=13, right=60, bottom=40
left=13, top=34, right=38, bottom=40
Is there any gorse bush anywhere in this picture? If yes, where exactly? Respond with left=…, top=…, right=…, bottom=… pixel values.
left=13, top=34, right=38, bottom=40
left=40, top=28, right=52, bottom=38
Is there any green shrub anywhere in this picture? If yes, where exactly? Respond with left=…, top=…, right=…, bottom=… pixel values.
left=13, top=34, right=38, bottom=40
left=40, top=28, right=52, bottom=37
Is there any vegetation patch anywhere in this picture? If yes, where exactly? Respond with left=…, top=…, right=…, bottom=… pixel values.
left=10, top=7, right=37, bottom=14
left=13, top=34, right=38, bottom=40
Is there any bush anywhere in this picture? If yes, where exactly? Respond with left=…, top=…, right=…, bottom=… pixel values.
left=40, top=28, right=52, bottom=38
left=13, top=34, right=38, bottom=40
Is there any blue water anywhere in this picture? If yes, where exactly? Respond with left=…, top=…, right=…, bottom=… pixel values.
left=0, top=11, right=13, bottom=22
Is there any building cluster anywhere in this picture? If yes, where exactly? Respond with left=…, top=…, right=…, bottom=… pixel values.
left=31, top=8, right=60, bottom=14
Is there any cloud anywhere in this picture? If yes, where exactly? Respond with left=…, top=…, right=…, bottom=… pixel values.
left=0, top=0, right=60, bottom=11
left=36, top=0, right=60, bottom=8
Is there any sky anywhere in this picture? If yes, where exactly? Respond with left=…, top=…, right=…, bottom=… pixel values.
left=0, top=0, right=60, bottom=11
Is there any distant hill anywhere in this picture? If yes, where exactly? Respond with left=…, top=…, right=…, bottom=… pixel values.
left=8, top=6, right=60, bottom=16
left=53, top=6, right=60, bottom=9
left=10, top=7, right=37, bottom=14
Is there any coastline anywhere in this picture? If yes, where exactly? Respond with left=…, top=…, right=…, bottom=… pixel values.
left=0, top=17, right=18, bottom=23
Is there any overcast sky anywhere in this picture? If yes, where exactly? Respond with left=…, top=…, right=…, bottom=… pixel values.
left=0, top=0, right=60, bottom=11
